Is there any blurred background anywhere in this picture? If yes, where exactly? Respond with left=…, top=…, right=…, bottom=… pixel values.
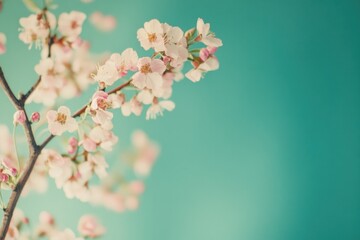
left=0, top=0, right=360, bottom=239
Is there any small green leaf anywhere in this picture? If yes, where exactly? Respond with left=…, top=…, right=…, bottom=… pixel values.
left=22, top=0, right=41, bottom=13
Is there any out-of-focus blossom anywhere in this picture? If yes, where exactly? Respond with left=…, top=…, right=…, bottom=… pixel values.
left=121, top=96, right=143, bottom=117
left=0, top=32, right=6, bottom=54
left=19, top=12, right=56, bottom=48
left=46, top=106, right=78, bottom=136
left=81, top=126, right=118, bottom=152
left=67, top=137, right=78, bottom=154
left=131, top=130, right=159, bottom=176
left=58, top=11, right=86, bottom=41
left=50, top=228, right=83, bottom=240
left=29, top=40, right=98, bottom=107
left=90, top=12, right=116, bottom=32
left=34, top=58, right=65, bottom=88
left=41, top=149, right=73, bottom=188
left=77, top=215, right=105, bottom=238
left=78, top=153, right=108, bottom=180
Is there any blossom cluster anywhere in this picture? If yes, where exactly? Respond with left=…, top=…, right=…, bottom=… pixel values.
left=18, top=10, right=99, bottom=106
left=0, top=4, right=222, bottom=239
left=15, top=8, right=221, bottom=219
left=6, top=209, right=105, bottom=240
left=90, top=18, right=222, bottom=120
left=0, top=126, right=19, bottom=190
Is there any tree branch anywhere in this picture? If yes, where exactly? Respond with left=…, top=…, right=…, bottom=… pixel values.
left=72, top=79, right=132, bottom=118
left=0, top=67, right=132, bottom=239
left=0, top=67, right=41, bottom=240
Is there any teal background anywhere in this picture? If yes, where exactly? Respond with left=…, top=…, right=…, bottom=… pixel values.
left=1, top=0, right=360, bottom=239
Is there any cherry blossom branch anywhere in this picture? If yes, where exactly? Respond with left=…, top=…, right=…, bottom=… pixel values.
left=37, top=79, right=132, bottom=163
left=0, top=66, right=42, bottom=240
left=72, top=79, right=132, bottom=118
left=20, top=18, right=54, bottom=104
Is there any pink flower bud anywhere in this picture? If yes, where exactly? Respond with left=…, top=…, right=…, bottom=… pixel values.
left=0, top=173, right=9, bottom=183
left=207, top=46, right=218, bottom=55
left=67, top=137, right=78, bottom=154
left=31, top=112, right=40, bottom=123
left=13, top=110, right=26, bottom=125
left=9, top=167, right=17, bottom=177
left=162, top=56, right=172, bottom=65
left=200, top=48, right=210, bottom=61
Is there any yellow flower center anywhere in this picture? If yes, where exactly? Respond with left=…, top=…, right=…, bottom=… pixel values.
left=148, top=33, right=157, bottom=43
left=97, top=98, right=111, bottom=110
left=56, top=113, right=67, bottom=125
left=140, top=63, right=152, bottom=74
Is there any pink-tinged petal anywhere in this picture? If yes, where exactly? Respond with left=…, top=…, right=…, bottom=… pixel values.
left=185, top=69, right=202, bottom=82
left=196, top=18, right=205, bottom=34
left=48, top=122, right=63, bottom=136
left=122, top=48, right=138, bottom=69
left=137, top=28, right=151, bottom=50
left=129, top=181, right=145, bottom=195
left=150, top=59, right=166, bottom=74
left=137, top=90, right=153, bottom=105
left=58, top=106, right=71, bottom=116
left=168, top=26, right=184, bottom=43
left=144, top=19, right=162, bottom=33
left=200, top=48, right=210, bottom=61
left=203, top=36, right=223, bottom=47
left=130, top=98, right=143, bottom=116
left=92, top=91, right=108, bottom=100
left=89, top=127, right=103, bottom=143
left=146, top=73, right=163, bottom=89
left=137, top=57, right=151, bottom=68
left=200, top=57, right=219, bottom=71
left=82, top=138, right=97, bottom=152
left=132, top=72, right=146, bottom=89
left=45, top=12, right=57, bottom=29
left=0, top=44, right=5, bottom=54
left=46, top=110, right=57, bottom=121
left=160, top=101, right=175, bottom=111
left=121, top=102, right=131, bottom=116
left=125, top=196, right=139, bottom=210
left=94, top=110, right=113, bottom=125
left=66, top=118, right=78, bottom=132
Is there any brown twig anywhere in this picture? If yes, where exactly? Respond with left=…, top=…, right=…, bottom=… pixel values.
left=0, top=67, right=41, bottom=240
left=72, top=79, right=132, bottom=118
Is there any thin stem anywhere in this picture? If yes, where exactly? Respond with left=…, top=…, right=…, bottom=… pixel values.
left=20, top=8, right=54, bottom=104
left=72, top=79, right=132, bottom=118
left=0, top=184, right=4, bottom=210
left=12, top=125, right=20, bottom=170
